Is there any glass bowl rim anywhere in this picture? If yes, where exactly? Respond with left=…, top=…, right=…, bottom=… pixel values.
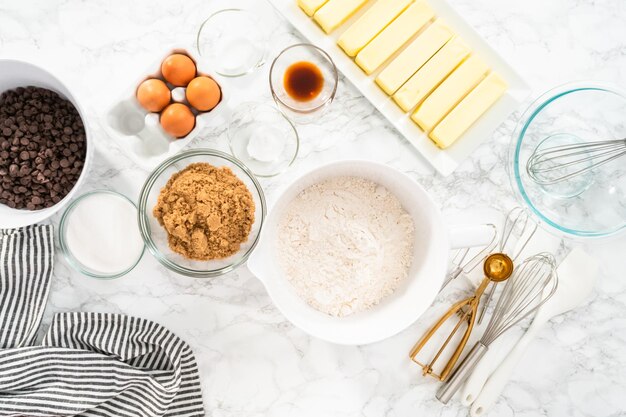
left=195, top=7, right=268, bottom=78
left=137, top=148, right=267, bottom=278
left=58, top=189, right=145, bottom=279
left=227, top=101, right=300, bottom=178
left=509, top=80, right=626, bottom=239
left=269, top=43, right=339, bottom=114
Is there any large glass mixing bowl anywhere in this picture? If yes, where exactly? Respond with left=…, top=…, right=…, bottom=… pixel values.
left=509, top=82, right=626, bottom=238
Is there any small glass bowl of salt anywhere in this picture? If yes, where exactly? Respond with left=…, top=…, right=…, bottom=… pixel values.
left=228, top=102, right=299, bottom=177
left=59, top=190, right=145, bottom=279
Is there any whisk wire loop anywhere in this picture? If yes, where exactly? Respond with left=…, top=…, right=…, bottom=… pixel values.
left=527, top=138, right=626, bottom=185
left=482, top=253, right=557, bottom=344
left=477, top=208, right=537, bottom=324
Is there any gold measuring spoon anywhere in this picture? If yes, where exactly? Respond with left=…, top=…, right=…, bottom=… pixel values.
left=409, top=253, right=513, bottom=382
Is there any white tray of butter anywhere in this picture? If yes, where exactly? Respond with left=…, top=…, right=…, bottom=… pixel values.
left=266, top=0, right=530, bottom=176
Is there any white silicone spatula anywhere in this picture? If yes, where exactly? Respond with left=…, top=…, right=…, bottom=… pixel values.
left=469, top=247, right=599, bottom=416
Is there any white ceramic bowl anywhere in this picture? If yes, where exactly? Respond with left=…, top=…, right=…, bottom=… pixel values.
left=0, top=59, right=93, bottom=229
left=247, top=161, right=488, bottom=345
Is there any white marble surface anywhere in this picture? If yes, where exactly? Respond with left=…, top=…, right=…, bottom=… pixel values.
left=1, top=0, right=626, bottom=416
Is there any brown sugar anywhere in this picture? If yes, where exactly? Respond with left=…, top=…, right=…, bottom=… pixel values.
left=153, top=162, right=255, bottom=260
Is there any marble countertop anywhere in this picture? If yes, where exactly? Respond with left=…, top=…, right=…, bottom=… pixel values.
left=1, top=0, right=625, bottom=415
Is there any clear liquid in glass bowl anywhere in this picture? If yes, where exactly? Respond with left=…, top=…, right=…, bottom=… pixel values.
left=196, top=8, right=268, bottom=77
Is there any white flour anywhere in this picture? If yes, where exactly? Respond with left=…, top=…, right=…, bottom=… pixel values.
left=277, top=176, right=415, bottom=317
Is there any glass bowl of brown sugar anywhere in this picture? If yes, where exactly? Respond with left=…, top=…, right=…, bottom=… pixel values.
left=137, top=148, right=266, bottom=278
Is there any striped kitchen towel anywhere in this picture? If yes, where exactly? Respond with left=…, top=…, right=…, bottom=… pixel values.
left=0, top=225, right=205, bottom=417
left=0, top=225, right=54, bottom=349
left=0, top=313, right=205, bottom=417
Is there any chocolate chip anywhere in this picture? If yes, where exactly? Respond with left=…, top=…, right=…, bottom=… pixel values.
left=0, top=86, right=86, bottom=210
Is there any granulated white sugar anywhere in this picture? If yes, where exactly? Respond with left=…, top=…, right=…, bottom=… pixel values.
left=277, top=176, right=415, bottom=317
left=64, top=192, right=144, bottom=275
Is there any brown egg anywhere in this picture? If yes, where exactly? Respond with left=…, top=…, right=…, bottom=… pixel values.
left=161, top=54, right=196, bottom=87
left=186, top=76, right=221, bottom=111
left=136, top=79, right=171, bottom=112
left=160, top=103, right=195, bottom=138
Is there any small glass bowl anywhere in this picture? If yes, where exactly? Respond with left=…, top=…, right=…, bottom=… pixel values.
left=137, top=149, right=267, bottom=278
left=509, top=81, right=626, bottom=239
left=59, top=190, right=145, bottom=279
left=269, top=43, right=338, bottom=123
left=196, top=8, right=268, bottom=77
left=228, top=102, right=299, bottom=177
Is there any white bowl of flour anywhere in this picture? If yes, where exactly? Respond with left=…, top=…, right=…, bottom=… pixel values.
left=247, top=160, right=488, bottom=345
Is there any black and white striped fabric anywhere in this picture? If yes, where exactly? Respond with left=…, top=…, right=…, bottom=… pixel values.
left=0, top=226, right=205, bottom=417
left=0, top=225, right=54, bottom=349
left=0, top=313, right=205, bottom=417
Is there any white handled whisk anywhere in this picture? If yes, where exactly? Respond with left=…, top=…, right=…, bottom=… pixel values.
left=526, top=138, right=626, bottom=185
left=435, top=252, right=558, bottom=404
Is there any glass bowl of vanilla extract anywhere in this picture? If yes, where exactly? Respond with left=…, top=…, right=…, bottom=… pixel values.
left=269, top=43, right=338, bottom=123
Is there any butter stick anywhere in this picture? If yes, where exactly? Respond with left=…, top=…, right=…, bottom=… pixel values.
left=313, top=0, right=369, bottom=34
left=393, top=37, right=471, bottom=112
left=375, top=20, right=453, bottom=96
left=411, top=54, right=489, bottom=131
left=337, top=0, right=413, bottom=57
left=430, top=72, right=507, bottom=148
left=298, top=0, right=329, bottom=16
left=355, top=0, right=434, bottom=75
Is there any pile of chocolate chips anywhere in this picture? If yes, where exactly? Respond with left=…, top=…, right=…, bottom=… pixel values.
left=0, top=86, right=86, bottom=210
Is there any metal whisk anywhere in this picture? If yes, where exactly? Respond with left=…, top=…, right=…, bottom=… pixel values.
left=435, top=253, right=558, bottom=404
left=527, top=138, right=626, bottom=185
left=477, top=207, right=537, bottom=324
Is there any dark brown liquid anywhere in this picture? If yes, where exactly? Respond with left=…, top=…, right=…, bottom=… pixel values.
left=284, top=61, right=324, bottom=102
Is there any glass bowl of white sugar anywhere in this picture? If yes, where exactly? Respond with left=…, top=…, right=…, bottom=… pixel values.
left=58, top=190, right=145, bottom=279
